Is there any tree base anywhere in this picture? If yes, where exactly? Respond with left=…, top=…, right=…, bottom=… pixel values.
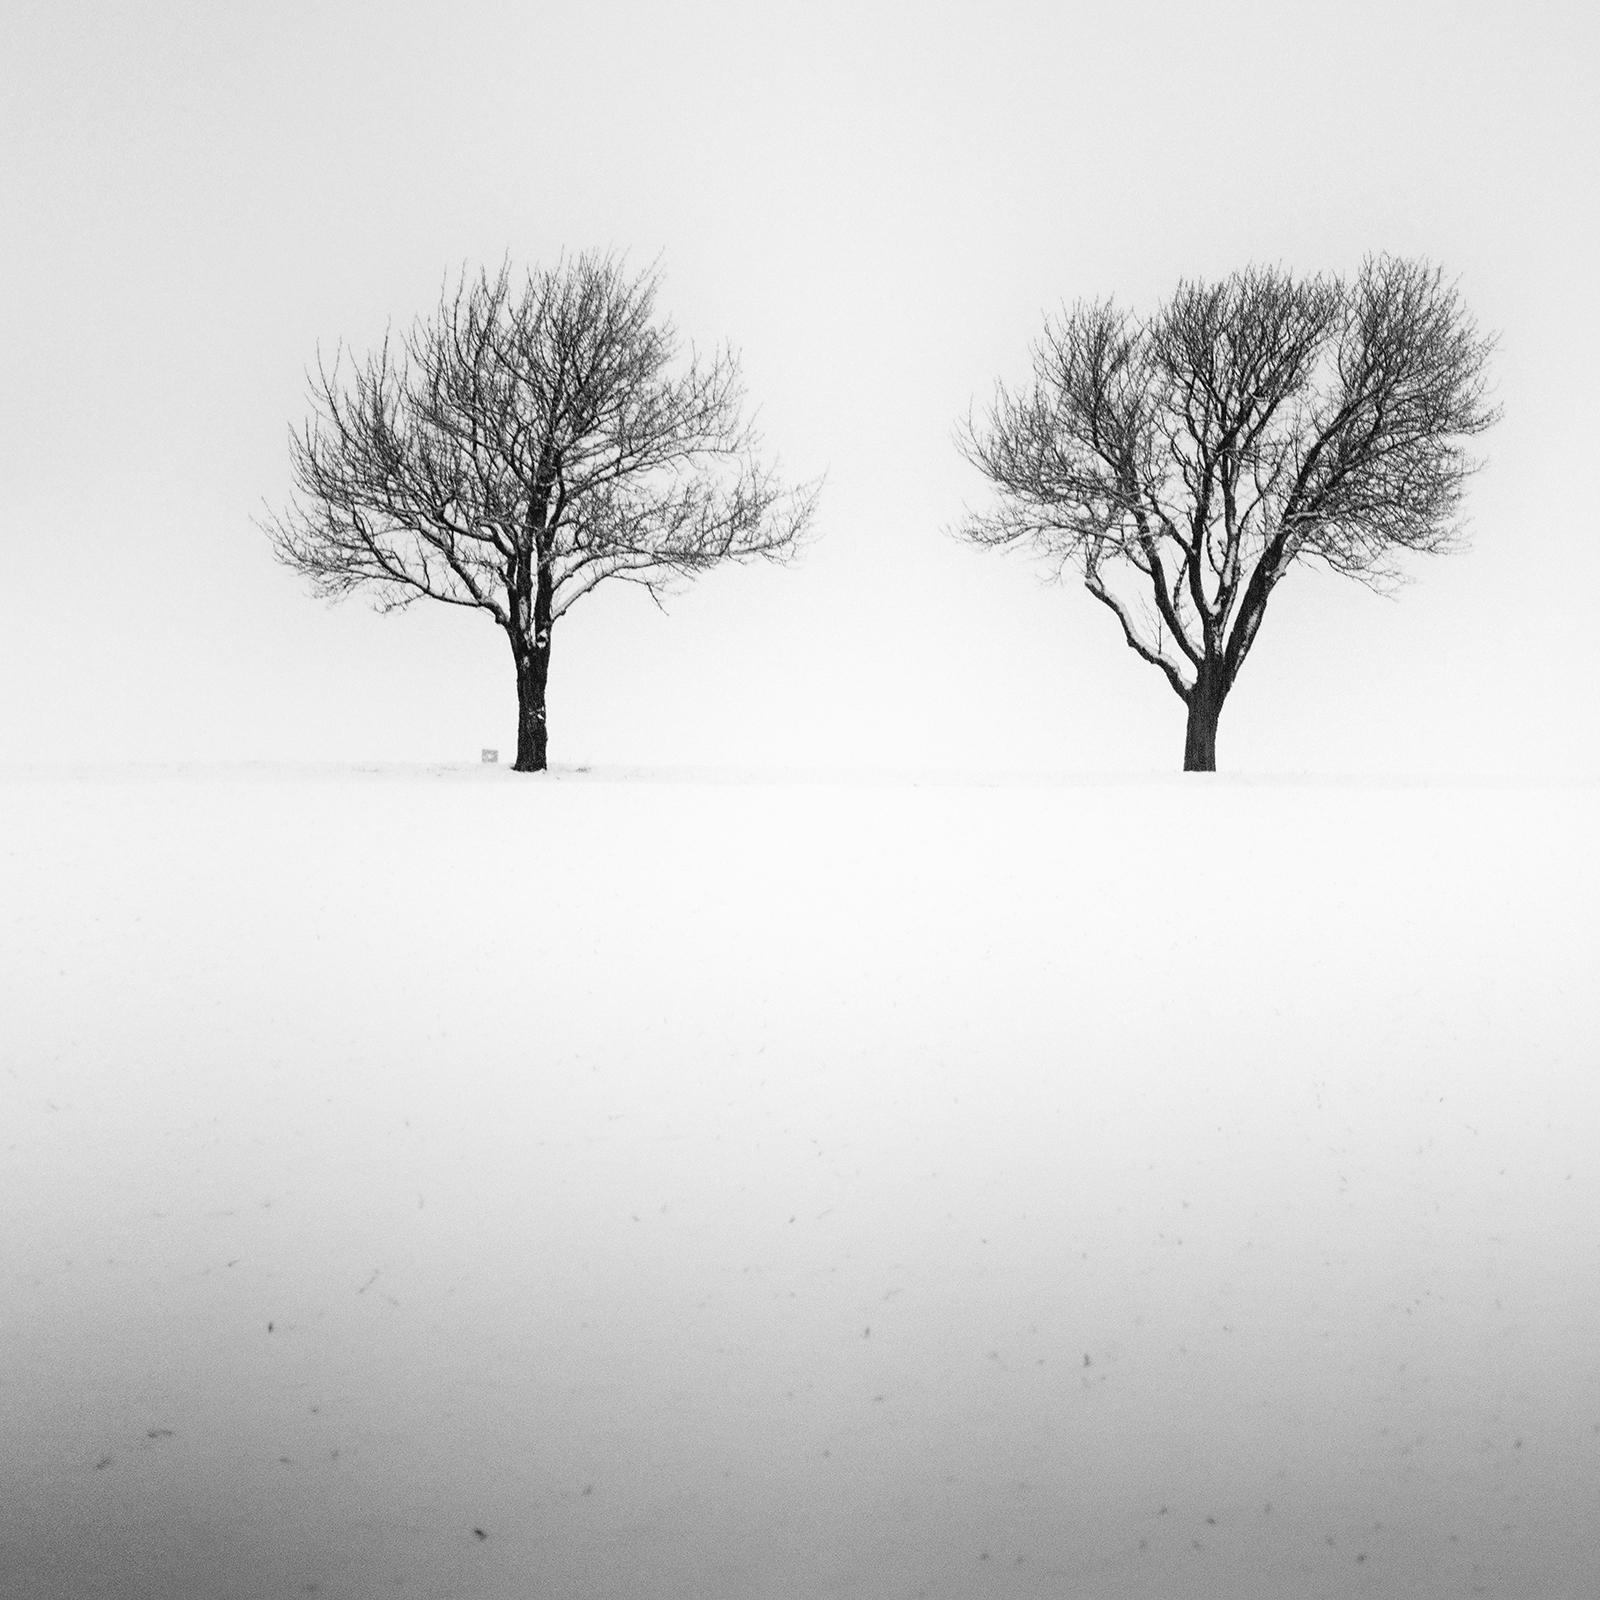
left=1183, top=694, right=1222, bottom=771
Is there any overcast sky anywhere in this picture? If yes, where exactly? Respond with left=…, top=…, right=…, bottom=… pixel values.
left=3, top=0, right=1596, bottom=776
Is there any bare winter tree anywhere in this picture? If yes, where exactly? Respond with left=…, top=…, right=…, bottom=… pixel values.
left=265, top=255, right=818, bottom=771
left=957, top=256, right=1498, bottom=769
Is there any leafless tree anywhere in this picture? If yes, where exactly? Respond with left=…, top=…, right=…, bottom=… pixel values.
left=957, top=256, right=1499, bottom=769
left=265, top=255, right=818, bottom=770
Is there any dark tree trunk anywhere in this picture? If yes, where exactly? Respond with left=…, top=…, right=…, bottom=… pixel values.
left=510, top=630, right=552, bottom=772
left=1183, top=673, right=1226, bottom=772
left=506, top=543, right=556, bottom=773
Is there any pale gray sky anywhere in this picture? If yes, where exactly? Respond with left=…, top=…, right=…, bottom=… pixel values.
left=3, top=0, right=1596, bottom=774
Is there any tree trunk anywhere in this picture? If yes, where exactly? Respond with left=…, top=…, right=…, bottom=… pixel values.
left=511, top=631, right=551, bottom=772
left=1183, top=678, right=1225, bottom=772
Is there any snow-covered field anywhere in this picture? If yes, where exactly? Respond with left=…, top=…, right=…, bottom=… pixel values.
left=3, top=765, right=1598, bottom=1600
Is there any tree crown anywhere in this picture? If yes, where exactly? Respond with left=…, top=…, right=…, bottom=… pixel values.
left=957, top=256, right=1499, bottom=700
left=266, top=254, right=817, bottom=628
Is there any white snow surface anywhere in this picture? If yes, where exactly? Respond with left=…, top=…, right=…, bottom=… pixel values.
left=3, top=764, right=1598, bottom=1599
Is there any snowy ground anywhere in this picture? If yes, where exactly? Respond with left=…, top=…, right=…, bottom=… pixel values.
left=3, top=765, right=1598, bottom=1600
